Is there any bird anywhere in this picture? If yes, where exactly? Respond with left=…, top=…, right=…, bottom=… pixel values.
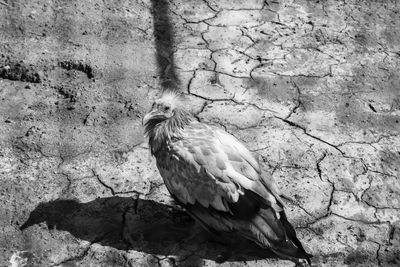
left=142, top=90, right=312, bottom=265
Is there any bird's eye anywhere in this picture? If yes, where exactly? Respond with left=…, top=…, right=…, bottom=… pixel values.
left=164, top=106, right=170, bottom=111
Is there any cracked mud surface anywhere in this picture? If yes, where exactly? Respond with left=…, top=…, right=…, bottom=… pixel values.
left=1, top=0, right=400, bottom=266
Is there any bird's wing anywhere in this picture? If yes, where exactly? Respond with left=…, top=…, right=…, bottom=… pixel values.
left=213, top=127, right=284, bottom=206
left=156, top=122, right=283, bottom=215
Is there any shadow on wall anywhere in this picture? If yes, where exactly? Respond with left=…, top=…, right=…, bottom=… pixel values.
left=20, top=196, right=277, bottom=263
left=150, top=0, right=180, bottom=90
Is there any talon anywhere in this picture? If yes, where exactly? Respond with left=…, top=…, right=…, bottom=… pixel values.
left=216, top=254, right=227, bottom=263
left=216, top=249, right=231, bottom=263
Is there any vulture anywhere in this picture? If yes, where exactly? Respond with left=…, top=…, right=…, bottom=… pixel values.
left=142, top=91, right=312, bottom=265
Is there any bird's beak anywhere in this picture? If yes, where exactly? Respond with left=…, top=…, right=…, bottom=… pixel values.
left=142, top=109, right=165, bottom=125
left=142, top=110, right=155, bottom=126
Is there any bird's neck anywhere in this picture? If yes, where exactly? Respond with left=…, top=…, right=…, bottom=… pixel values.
left=147, top=109, right=193, bottom=155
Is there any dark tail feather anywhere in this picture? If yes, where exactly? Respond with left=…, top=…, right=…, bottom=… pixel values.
left=279, top=211, right=313, bottom=265
left=250, top=208, right=312, bottom=265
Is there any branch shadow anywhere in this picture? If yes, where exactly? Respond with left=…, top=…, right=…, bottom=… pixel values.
left=20, top=196, right=277, bottom=263
left=150, top=0, right=180, bottom=90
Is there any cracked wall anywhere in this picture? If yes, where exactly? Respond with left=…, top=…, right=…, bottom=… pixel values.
left=1, top=0, right=400, bottom=266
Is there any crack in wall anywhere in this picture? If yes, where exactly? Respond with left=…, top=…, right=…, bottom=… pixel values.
left=285, top=79, right=303, bottom=120
left=92, top=169, right=116, bottom=195
left=274, top=117, right=345, bottom=155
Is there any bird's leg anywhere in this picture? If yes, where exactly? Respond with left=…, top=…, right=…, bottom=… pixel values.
left=183, top=223, right=236, bottom=263
left=170, top=220, right=207, bottom=254
left=182, top=220, right=208, bottom=244
left=214, top=235, right=250, bottom=263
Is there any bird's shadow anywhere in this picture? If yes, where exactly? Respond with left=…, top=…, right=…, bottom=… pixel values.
left=20, top=196, right=278, bottom=264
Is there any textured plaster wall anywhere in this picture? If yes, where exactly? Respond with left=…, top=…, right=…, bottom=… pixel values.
left=0, top=0, right=400, bottom=266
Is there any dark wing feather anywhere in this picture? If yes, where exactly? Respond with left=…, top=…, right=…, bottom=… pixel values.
left=155, top=122, right=311, bottom=262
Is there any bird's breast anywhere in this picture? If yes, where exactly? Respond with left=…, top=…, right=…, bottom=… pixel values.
left=154, top=149, right=183, bottom=181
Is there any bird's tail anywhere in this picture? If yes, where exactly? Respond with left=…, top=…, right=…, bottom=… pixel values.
left=245, top=208, right=312, bottom=265
left=278, top=211, right=312, bottom=264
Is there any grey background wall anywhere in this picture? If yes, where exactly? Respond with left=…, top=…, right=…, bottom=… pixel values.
left=0, top=0, right=399, bottom=266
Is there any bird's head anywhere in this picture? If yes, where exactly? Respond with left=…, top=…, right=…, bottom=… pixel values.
left=142, top=91, right=181, bottom=127
left=143, top=91, right=193, bottom=144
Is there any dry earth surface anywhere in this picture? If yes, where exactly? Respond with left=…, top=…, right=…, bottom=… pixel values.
left=1, top=0, right=400, bottom=266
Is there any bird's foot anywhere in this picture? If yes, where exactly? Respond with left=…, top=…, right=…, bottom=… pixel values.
left=216, top=249, right=232, bottom=264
